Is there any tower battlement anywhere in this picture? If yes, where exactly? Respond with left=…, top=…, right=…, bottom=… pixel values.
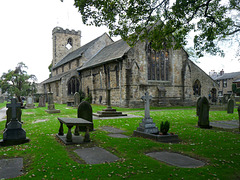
left=52, top=27, right=81, bottom=36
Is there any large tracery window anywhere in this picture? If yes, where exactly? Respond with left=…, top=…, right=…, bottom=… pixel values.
left=193, top=79, right=201, bottom=96
left=67, top=76, right=80, bottom=95
left=147, top=44, right=169, bottom=81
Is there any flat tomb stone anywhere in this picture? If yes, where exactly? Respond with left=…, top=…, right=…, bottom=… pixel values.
left=74, top=147, right=119, bottom=164
left=210, top=121, right=238, bottom=129
left=133, top=130, right=179, bottom=143
left=0, top=158, right=23, bottom=179
left=108, top=134, right=130, bottom=138
left=100, top=126, right=126, bottom=133
left=146, top=151, right=205, bottom=168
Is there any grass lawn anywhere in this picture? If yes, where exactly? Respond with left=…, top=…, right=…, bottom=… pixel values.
left=0, top=103, right=239, bottom=179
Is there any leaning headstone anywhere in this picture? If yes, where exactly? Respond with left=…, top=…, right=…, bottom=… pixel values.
left=0, top=98, right=29, bottom=146
left=45, top=92, right=60, bottom=114
left=0, top=96, right=4, bottom=103
left=77, top=101, right=94, bottom=131
left=25, top=95, right=35, bottom=109
left=74, top=92, right=80, bottom=107
left=136, top=92, right=159, bottom=134
left=227, top=98, right=234, bottom=114
left=6, top=105, right=22, bottom=128
left=196, top=97, right=202, bottom=116
left=198, top=96, right=212, bottom=128
left=38, top=95, right=46, bottom=107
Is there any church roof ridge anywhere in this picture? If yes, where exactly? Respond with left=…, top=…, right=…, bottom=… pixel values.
left=78, top=39, right=131, bottom=71
left=52, top=33, right=107, bottom=70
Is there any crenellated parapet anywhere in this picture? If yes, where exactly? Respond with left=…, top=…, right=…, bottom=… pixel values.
left=52, top=27, right=81, bottom=36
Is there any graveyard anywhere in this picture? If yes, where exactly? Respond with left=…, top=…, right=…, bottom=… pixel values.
left=0, top=101, right=239, bottom=179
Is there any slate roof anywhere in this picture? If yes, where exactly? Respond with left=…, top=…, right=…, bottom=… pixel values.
left=78, top=39, right=131, bottom=71
left=41, top=71, right=70, bottom=84
left=214, top=71, right=240, bottom=80
left=52, top=33, right=107, bottom=70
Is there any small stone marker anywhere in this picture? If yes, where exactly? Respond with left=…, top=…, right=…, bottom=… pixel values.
left=25, top=95, right=35, bottom=109
left=38, top=95, right=46, bottom=107
left=45, top=92, right=60, bottom=114
left=74, top=147, right=119, bottom=164
left=0, top=158, right=23, bottom=179
left=0, top=98, right=29, bottom=146
left=136, top=92, right=159, bottom=134
left=146, top=151, right=205, bottom=168
left=227, top=98, right=234, bottom=114
left=77, top=101, right=94, bottom=131
left=198, top=96, right=212, bottom=128
left=74, top=92, right=80, bottom=107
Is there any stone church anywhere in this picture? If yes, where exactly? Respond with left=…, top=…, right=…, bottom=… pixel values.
left=41, top=27, right=218, bottom=107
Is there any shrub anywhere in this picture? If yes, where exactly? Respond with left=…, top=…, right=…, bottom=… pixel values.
left=160, top=121, right=170, bottom=135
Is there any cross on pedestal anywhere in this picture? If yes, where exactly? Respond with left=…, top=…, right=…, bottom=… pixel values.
left=141, top=92, right=152, bottom=119
left=6, top=98, right=21, bottom=121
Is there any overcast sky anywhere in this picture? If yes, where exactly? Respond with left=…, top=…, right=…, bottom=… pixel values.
left=0, top=0, right=239, bottom=83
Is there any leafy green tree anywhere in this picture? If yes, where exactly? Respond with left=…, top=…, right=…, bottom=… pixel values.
left=0, top=62, right=37, bottom=101
left=73, top=0, right=240, bottom=57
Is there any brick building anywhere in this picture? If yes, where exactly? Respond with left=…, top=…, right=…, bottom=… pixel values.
left=41, top=27, right=218, bottom=107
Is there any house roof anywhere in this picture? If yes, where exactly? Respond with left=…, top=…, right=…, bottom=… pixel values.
left=214, top=71, right=240, bottom=80
left=78, top=39, right=131, bottom=71
left=233, top=78, right=240, bottom=83
left=52, top=33, right=107, bottom=70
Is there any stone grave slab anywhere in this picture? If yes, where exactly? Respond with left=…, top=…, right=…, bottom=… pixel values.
left=210, top=120, right=239, bottom=129
left=74, top=147, right=119, bottom=164
left=146, top=151, right=205, bottom=168
left=108, top=134, right=130, bottom=138
left=100, top=126, right=126, bottom=133
left=0, top=158, right=23, bottom=179
left=33, top=119, right=49, bottom=123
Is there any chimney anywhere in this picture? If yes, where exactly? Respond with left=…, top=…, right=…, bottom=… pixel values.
left=220, top=69, right=224, bottom=76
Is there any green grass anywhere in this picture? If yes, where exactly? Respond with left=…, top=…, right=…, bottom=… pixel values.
left=0, top=104, right=239, bottom=179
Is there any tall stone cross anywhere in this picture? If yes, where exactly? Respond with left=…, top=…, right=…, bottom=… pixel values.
left=141, top=92, right=152, bottom=119
left=6, top=98, right=21, bottom=121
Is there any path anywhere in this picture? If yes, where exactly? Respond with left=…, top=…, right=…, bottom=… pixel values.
left=0, top=107, right=7, bottom=122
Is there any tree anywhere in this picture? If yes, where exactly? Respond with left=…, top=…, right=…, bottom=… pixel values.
left=73, top=0, right=240, bottom=57
left=0, top=62, right=37, bottom=102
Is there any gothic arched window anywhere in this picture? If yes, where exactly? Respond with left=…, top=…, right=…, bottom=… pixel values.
left=67, top=76, right=80, bottom=95
left=193, top=80, right=201, bottom=96
left=147, top=44, right=169, bottom=81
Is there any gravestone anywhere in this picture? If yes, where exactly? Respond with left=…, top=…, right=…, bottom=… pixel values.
left=6, top=105, right=22, bottom=128
left=38, top=95, right=46, bottom=107
left=0, top=96, right=4, bottom=103
left=136, top=92, right=159, bottom=134
left=198, top=96, right=212, bottom=128
left=238, top=106, right=240, bottom=131
left=196, top=97, right=202, bottom=116
left=74, top=92, right=80, bottom=107
left=77, top=101, right=94, bottom=131
left=25, top=95, right=35, bottom=109
left=227, top=98, right=234, bottom=114
left=0, top=98, right=29, bottom=146
left=45, top=92, right=60, bottom=114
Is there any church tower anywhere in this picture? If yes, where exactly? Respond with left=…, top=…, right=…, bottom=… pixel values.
left=52, top=27, right=81, bottom=66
